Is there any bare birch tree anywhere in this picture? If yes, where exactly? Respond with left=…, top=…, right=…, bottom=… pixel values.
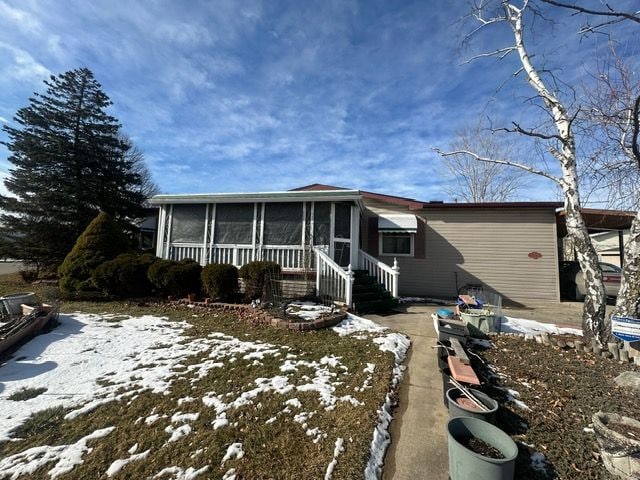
left=442, top=124, right=527, bottom=202
left=543, top=3, right=640, bottom=325
left=435, top=0, right=609, bottom=345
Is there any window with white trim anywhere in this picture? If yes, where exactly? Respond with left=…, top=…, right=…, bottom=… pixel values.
left=380, top=233, right=414, bottom=256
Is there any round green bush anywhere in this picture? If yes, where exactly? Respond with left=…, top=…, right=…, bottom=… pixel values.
left=92, top=253, right=156, bottom=298
left=238, top=261, right=281, bottom=300
left=58, top=212, right=131, bottom=297
left=147, top=258, right=202, bottom=298
left=201, top=263, right=239, bottom=302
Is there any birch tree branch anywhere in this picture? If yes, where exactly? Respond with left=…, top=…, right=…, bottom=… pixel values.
left=539, top=0, right=640, bottom=24
left=433, top=147, right=562, bottom=183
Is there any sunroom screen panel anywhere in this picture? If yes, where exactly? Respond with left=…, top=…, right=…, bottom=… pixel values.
left=313, top=202, right=331, bottom=246
left=170, top=204, right=207, bottom=243
left=263, top=202, right=303, bottom=245
left=214, top=203, right=254, bottom=244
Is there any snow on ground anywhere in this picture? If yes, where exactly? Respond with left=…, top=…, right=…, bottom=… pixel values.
left=0, top=309, right=408, bottom=480
left=0, top=427, right=115, bottom=479
left=500, top=316, right=582, bottom=336
left=333, top=313, right=410, bottom=480
left=286, top=301, right=334, bottom=321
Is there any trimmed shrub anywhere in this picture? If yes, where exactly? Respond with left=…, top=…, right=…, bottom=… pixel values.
left=92, top=253, right=156, bottom=298
left=147, top=258, right=202, bottom=298
left=238, top=261, right=281, bottom=300
left=201, top=264, right=239, bottom=302
left=58, top=212, right=131, bottom=297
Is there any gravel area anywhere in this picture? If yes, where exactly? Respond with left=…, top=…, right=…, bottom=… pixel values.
left=472, top=335, right=640, bottom=479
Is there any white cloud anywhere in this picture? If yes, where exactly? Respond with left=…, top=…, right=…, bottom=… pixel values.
left=0, top=116, right=8, bottom=124
left=0, top=42, right=50, bottom=83
left=0, top=1, right=41, bottom=34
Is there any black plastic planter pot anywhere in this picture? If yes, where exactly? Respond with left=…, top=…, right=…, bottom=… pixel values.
left=448, top=417, right=518, bottom=480
left=446, top=388, right=499, bottom=424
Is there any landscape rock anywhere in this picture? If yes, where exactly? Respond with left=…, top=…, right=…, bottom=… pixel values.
left=614, top=371, right=640, bottom=393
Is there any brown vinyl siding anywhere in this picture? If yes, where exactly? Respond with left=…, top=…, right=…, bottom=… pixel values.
left=363, top=200, right=560, bottom=304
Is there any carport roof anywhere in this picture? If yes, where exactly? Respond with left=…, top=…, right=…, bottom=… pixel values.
left=556, top=208, right=636, bottom=236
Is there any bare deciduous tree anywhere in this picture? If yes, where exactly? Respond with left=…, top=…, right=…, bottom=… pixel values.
left=580, top=50, right=640, bottom=320
left=442, top=124, right=527, bottom=202
left=435, top=0, right=609, bottom=345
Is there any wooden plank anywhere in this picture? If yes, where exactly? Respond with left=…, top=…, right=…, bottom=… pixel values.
left=447, top=356, right=480, bottom=385
left=458, top=294, right=477, bottom=306
left=450, top=337, right=470, bottom=365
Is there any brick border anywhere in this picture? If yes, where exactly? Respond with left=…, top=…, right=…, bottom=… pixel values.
left=175, top=299, right=347, bottom=331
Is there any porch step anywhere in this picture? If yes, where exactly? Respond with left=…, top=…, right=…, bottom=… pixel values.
left=352, top=273, right=398, bottom=314
left=353, top=296, right=399, bottom=315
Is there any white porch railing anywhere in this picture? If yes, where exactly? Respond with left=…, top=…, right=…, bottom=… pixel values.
left=169, top=244, right=205, bottom=264
left=358, top=249, right=400, bottom=298
left=315, top=247, right=353, bottom=307
left=168, top=244, right=310, bottom=271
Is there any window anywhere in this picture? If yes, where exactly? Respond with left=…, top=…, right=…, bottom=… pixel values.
left=214, top=203, right=254, bottom=244
left=380, top=233, right=413, bottom=256
left=334, top=203, right=351, bottom=239
left=313, top=202, right=331, bottom=246
left=263, top=202, right=303, bottom=245
left=170, top=204, right=206, bottom=243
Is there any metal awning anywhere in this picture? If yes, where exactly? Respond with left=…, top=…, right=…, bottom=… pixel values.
left=378, top=214, right=418, bottom=233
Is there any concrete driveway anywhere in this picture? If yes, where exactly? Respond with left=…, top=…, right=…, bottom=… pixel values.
left=367, top=304, right=449, bottom=480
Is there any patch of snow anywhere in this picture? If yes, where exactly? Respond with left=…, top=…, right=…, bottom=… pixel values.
left=284, top=398, right=302, bottom=408
left=165, top=424, right=192, bottom=443
left=222, top=468, right=237, bottom=480
left=501, top=316, right=582, bottom=336
left=265, top=416, right=277, bottom=424
left=286, top=302, right=333, bottom=321
left=153, top=465, right=210, bottom=479
left=583, top=427, right=594, bottom=433
left=171, top=412, right=199, bottom=423
left=324, top=437, right=345, bottom=480
left=221, top=443, right=244, bottom=465
left=145, top=414, right=163, bottom=425
left=105, top=449, right=150, bottom=477
left=177, top=396, right=196, bottom=405
left=332, top=313, right=410, bottom=480
left=398, top=296, right=449, bottom=305
left=0, top=426, right=114, bottom=478
left=128, top=443, right=138, bottom=454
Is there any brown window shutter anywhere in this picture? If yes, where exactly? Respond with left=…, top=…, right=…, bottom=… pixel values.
left=367, top=216, right=379, bottom=256
left=414, top=218, right=426, bottom=259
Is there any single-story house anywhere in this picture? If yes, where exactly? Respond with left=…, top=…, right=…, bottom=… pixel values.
left=149, top=184, right=564, bottom=308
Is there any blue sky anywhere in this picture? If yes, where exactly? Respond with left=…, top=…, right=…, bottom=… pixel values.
left=0, top=0, right=636, bottom=202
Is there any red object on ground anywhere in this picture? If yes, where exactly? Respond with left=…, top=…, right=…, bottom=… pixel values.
left=456, top=397, right=481, bottom=411
left=448, top=356, right=480, bottom=385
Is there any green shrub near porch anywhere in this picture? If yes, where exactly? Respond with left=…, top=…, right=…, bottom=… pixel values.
left=58, top=212, right=131, bottom=297
left=92, top=253, right=156, bottom=298
left=239, top=261, right=281, bottom=300
left=201, top=263, right=239, bottom=302
left=147, top=258, right=202, bottom=298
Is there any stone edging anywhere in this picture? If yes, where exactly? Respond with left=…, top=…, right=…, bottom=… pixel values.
left=497, top=331, right=640, bottom=365
left=174, top=299, right=348, bottom=331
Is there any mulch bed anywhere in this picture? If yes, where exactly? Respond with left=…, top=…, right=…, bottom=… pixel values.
left=471, top=335, right=640, bottom=479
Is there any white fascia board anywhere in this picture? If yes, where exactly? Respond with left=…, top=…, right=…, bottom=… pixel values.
left=149, top=190, right=363, bottom=205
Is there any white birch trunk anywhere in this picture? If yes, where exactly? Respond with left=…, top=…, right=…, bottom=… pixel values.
left=504, top=1, right=608, bottom=344
left=614, top=210, right=640, bottom=319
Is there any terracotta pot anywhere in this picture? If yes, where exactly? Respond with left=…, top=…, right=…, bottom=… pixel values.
left=167, top=295, right=174, bottom=302
left=187, top=293, right=197, bottom=302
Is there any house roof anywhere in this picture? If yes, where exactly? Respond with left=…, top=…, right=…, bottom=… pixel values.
left=149, top=189, right=363, bottom=205
left=292, top=184, right=561, bottom=211
left=557, top=208, right=636, bottom=236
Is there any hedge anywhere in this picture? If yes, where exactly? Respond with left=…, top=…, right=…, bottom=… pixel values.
left=201, top=263, right=239, bottom=302
left=147, top=258, right=202, bottom=298
left=92, top=253, right=156, bottom=298
left=238, top=261, right=281, bottom=300
left=58, top=212, right=131, bottom=296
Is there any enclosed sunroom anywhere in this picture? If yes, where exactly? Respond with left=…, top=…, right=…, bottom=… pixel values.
left=150, top=189, right=401, bottom=308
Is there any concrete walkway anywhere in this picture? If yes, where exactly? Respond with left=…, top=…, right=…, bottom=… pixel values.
left=368, top=305, right=449, bottom=480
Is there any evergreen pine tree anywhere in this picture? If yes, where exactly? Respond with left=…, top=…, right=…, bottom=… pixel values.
left=0, top=68, right=148, bottom=271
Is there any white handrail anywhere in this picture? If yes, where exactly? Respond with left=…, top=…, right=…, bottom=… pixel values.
left=358, top=249, right=400, bottom=298
left=315, top=247, right=353, bottom=307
